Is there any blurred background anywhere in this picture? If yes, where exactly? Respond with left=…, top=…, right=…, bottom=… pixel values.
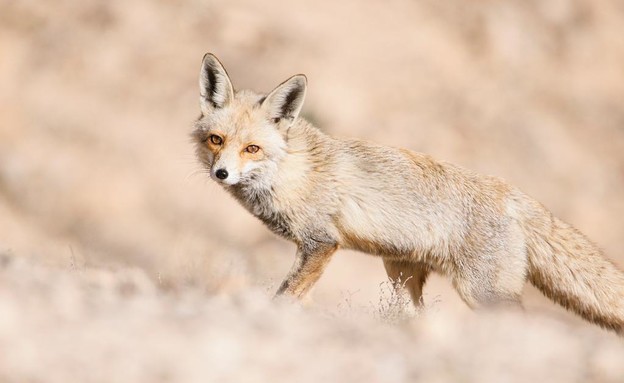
left=1, top=0, right=624, bottom=321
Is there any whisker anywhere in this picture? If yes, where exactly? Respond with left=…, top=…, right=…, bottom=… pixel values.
left=185, top=168, right=211, bottom=182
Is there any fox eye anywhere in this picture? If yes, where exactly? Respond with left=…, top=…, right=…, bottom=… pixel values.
left=245, top=145, right=260, bottom=154
left=209, top=135, right=223, bottom=145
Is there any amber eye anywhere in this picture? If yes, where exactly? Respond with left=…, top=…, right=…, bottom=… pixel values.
left=245, top=145, right=260, bottom=154
left=209, top=135, right=223, bottom=145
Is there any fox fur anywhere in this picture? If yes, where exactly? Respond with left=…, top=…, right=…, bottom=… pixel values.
left=193, top=53, right=624, bottom=333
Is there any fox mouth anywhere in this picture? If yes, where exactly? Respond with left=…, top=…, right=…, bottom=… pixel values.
left=211, top=175, right=237, bottom=186
left=210, top=170, right=240, bottom=186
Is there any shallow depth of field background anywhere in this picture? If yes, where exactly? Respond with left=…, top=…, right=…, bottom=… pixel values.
left=1, top=1, right=624, bottom=382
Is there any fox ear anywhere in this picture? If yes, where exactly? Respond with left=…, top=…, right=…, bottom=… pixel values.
left=261, top=75, right=307, bottom=125
left=199, top=53, right=234, bottom=114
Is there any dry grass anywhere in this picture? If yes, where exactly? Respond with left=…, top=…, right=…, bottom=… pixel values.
left=1, top=253, right=623, bottom=383
left=1, top=0, right=624, bottom=381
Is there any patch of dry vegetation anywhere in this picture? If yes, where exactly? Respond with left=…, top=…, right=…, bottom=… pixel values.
left=0, top=254, right=622, bottom=383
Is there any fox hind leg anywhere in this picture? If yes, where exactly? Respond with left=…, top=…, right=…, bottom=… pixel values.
left=452, top=231, right=528, bottom=309
left=452, top=271, right=525, bottom=309
left=449, top=221, right=529, bottom=309
left=382, top=259, right=431, bottom=307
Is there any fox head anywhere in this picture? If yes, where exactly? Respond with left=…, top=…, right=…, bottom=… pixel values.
left=192, top=53, right=307, bottom=188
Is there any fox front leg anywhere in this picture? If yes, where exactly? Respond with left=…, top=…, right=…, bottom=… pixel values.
left=275, top=241, right=338, bottom=299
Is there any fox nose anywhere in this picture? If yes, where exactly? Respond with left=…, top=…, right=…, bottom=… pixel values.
left=215, top=168, right=228, bottom=180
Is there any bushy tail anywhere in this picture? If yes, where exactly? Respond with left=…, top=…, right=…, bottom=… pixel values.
left=526, top=216, right=624, bottom=333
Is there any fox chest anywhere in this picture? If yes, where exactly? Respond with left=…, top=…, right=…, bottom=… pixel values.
left=256, top=209, right=296, bottom=240
left=232, top=187, right=296, bottom=240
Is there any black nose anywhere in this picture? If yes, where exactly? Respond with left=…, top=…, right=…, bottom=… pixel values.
left=215, top=169, right=228, bottom=180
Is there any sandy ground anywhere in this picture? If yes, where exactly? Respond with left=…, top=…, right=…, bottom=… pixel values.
left=0, top=0, right=623, bottom=381
left=1, top=254, right=623, bottom=383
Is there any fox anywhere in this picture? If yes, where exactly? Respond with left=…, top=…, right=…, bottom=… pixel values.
left=192, top=53, right=624, bottom=333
